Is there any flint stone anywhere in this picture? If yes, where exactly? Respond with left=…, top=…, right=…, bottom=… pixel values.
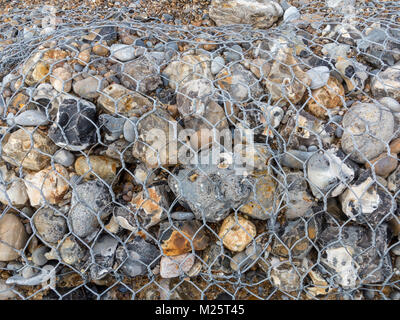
left=53, top=149, right=75, bottom=167
left=341, top=102, right=394, bottom=164
left=90, top=234, right=119, bottom=280
left=116, top=236, right=160, bottom=277
left=0, top=214, right=28, bottom=262
left=48, top=96, right=98, bottom=151
left=69, top=180, right=113, bottom=238
left=33, top=207, right=67, bottom=243
left=371, top=62, right=400, bottom=100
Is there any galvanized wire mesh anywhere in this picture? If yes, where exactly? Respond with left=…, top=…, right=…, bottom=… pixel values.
left=0, top=0, right=400, bottom=300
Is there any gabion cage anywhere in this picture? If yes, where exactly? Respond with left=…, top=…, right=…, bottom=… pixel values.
left=0, top=0, right=400, bottom=300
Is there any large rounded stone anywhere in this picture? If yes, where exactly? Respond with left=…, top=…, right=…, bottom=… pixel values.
left=0, top=214, right=28, bottom=262
left=33, top=207, right=67, bottom=243
left=341, top=102, right=394, bottom=164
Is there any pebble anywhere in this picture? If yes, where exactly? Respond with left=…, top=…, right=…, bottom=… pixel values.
left=45, top=237, right=84, bottom=266
left=160, top=253, right=195, bottom=278
left=0, top=280, right=16, bottom=300
left=116, top=236, right=160, bottom=277
left=379, top=97, right=400, bottom=113
left=218, top=214, right=256, bottom=252
left=110, top=44, right=136, bottom=61
left=12, top=110, right=49, bottom=126
left=341, top=102, right=394, bottom=164
left=50, top=67, right=72, bottom=93
left=69, top=180, right=113, bottom=238
left=53, top=149, right=75, bottom=167
left=90, top=235, right=119, bottom=280
left=31, top=246, right=49, bottom=266
left=0, top=165, right=28, bottom=207
left=99, top=114, right=126, bottom=141
left=371, top=62, right=400, bottom=100
left=48, top=96, right=98, bottom=151
left=211, top=56, right=225, bottom=75
left=24, top=164, right=70, bottom=207
left=74, top=155, right=120, bottom=184
left=2, top=128, right=57, bottom=171
left=306, top=66, right=330, bottom=90
left=0, top=214, right=28, bottom=262
left=283, top=6, right=300, bottom=22
left=123, top=117, right=138, bottom=142
left=224, top=45, right=242, bottom=62
left=33, top=207, right=67, bottom=244
left=72, top=76, right=105, bottom=99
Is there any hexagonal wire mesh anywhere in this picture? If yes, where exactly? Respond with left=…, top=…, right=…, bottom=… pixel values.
left=0, top=0, right=400, bottom=300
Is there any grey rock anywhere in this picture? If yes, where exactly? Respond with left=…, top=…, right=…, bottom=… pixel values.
left=170, top=212, right=195, bottom=221
left=224, top=45, right=242, bottom=62
left=48, top=96, right=98, bottom=151
left=33, top=207, right=67, bottom=243
left=12, top=110, right=49, bottom=126
left=340, top=170, right=395, bottom=227
left=283, top=6, right=300, bottom=22
left=392, top=243, right=400, bottom=256
left=53, top=149, right=75, bottom=167
left=341, top=102, right=394, bottom=164
left=168, top=149, right=252, bottom=222
left=211, top=56, right=225, bottom=75
left=322, top=43, right=350, bottom=60
left=90, top=234, right=119, bottom=280
left=388, top=166, right=400, bottom=193
left=6, top=265, right=55, bottom=286
left=307, top=148, right=355, bottom=199
left=72, top=76, right=105, bottom=100
left=116, top=236, right=160, bottom=277
left=22, top=266, right=36, bottom=279
left=379, top=97, right=400, bottom=113
left=281, top=150, right=313, bottom=169
left=99, top=114, right=125, bottom=142
left=123, top=117, right=138, bottom=142
left=69, top=180, right=113, bottom=238
left=110, top=44, right=137, bottom=62
left=306, top=66, right=330, bottom=89
left=371, top=62, right=400, bottom=100
left=32, top=246, right=48, bottom=266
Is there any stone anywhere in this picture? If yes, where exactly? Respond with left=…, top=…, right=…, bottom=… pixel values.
left=129, top=185, right=171, bottom=229
left=90, top=234, right=119, bottom=280
left=307, top=148, right=355, bottom=199
left=209, top=0, right=283, bottom=29
left=230, top=243, right=262, bottom=272
left=97, top=83, right=152, bottom=117
left=265, top=47, right=311, bottom=105
left=48, top=96, right=98, bottom=151
left=0, top=280, right=16, bottom=300
left=105, top=139, right=136, bottom=164
left=224, top=45, right=243, bottom=63
left=123, top=117, right=137, bottom=142
left=159, top=220, right=209, bottom=256
left=170, top=212, right=195, bottom=221
left=176, top=78, right=228, bottom=148
left=218, top=214, right=256, bottom=252
left=388, top=166, right=400, bottom=193
left=371, top=62, right=400, bottom=100
left=307, top=76, right=345, bottom=119
left=32, top=246, right=48, bottom=266
left=340, top=170, right=395, bottom=227
left=92, top=43, right=110, bottom=57
left=72, top=76, right=106, bottom=99
left=110, top=44, right=137, bottom=61
left=0, top=165, right=28, bottom=207
left=2, top=128, right=57, bottom=171
left=306, top=66, right=330, bottom=90
left=132, top=108, right=184, bottom=168
left=53, top=149, right=75, bottom=167
left=267, top=257, right=307, bottom=292
left=216, top=63, right=263, bottom=102
left=99, top=114, right=126, bottom=141
left=211, top=56, right=225, bottom=75
left=45, top=236, right=85, bottom=266
left=120, top=55, right=162, bottom=94
left=74, top=155, right=120, bottom=184
left=365, top=152, right=398, bottom=178
left=239, top=173, right=277, bottom=220
left=160, top=253, right=195, bottom=278
left=0, top=214, right=28, bottom=262
left=69, top=180, right=113, bottom=238
left=24, top=164, right=70, bottom=207
left=77, top=49, right=90, bottom=66
left=341, top=102, right=394, bottom=164
left=318, top=224, right=392, bottom=288
left=12, top=110, right=49, bottom=126
left=163, top=54, right=213, bottom=90
left=50, top=67, right=72, bottom=93
left=335, top=57, right=368, bottom=93
left=33, top=207, right=67, bottom=243
left=202, top=243, right=232, bottom=274
left=283, top=6, right=300, bottom=22
left=115, top=236, right=160, bottom=277
left=272, top=216, right=320, bottom=259
left=168, top=149, right=252, bottom=222
left=280, top=149, right=313, bottom=169
left=279, top=171, right=314, bottom=220
left=379, top=97, right=400, bottom=113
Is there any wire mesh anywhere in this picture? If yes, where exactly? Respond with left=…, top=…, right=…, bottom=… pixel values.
left=0, top=0, right=399, bottom=300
